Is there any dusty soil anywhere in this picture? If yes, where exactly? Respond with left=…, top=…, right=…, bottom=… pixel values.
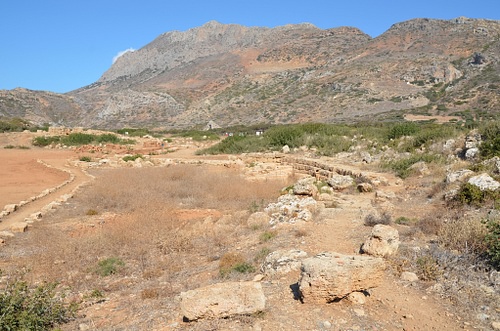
left=0, top=131, right=495, bottom=331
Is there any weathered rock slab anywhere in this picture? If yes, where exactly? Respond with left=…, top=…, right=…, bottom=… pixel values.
left=180, top=282, right=266, bottom=321
left=298, top=252, right=385, bottom=303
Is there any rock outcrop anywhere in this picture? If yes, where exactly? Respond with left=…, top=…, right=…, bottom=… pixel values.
left=298, top=252, right=386, bottom=303
left=180, top=282, right=266, bottom=321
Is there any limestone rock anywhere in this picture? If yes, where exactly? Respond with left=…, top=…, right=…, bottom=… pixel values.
left=361, top=224, right=400, bottom=257
left=4, top=204, right=18, bottom=213
left=346, top=291, right=367, bottom=305
left=282, top=145, right=290, bottom=154
left=327, top=175, right=354, bottom=190
left=261, top=249, right=308, bottom=276
left=298, top=252, right=385, bottom=303
left=293, top=177, right=318, bottom=196
left=465, top=130, right=482, bottom=149
left=400, top=271, right=419, bottom=282
left=11, top=222, right=28, bottom=233
left=360, top=152, right=372, bottom=164
left=468, top=173, right=500, bottom=191
left=265, top=194, right=317, bottom=225
left=446, top=169, right=474, bottom=184
left=375, top=190, right=396, bottom=201
left=180, top=282, right=266, bottom=321
left=357, top=182, right=373, bottom=193
left=465, top=147, right=479, bottom=160
left=409, top=161, right=430, bottom=176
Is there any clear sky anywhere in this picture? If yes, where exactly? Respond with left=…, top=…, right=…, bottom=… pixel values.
left=1, top=0, right=499, bottom=93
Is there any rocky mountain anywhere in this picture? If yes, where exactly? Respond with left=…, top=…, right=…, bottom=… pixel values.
left=1, top=17, right=499, bottom=129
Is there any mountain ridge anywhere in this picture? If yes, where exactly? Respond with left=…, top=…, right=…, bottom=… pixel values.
left=1, top=17, right=499, bottom=129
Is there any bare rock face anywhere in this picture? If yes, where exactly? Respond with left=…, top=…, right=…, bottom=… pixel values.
left=298, top=252, right=386, bottom=303
left=180, top=282, right=266, bottom=321
left=361, top=224, right=400, bottom=257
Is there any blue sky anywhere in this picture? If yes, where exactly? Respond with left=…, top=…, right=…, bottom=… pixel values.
left=1, top=0, right=499, bottom=93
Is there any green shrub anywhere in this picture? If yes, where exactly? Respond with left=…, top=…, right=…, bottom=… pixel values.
left=85, top=209, right=98, bottom=216
left=0, top=274, right=76, bottom=330
left=264, top=125, right=303, bottom=148
left=4, top=145, right=15, bottom=149
left=416, top=255, right=441, bottom=281
left=0, top=117, right=32, bottom=133
left=95, top=133, right=120, bottom=144
left=79, top=156, right=91, bottom=162
left=116, top=128, right=151, bottom=137
left=95, top=257, right=125, bottom=276
left=479, top=121, right=500, bottom=159
left=122, top=154, right=143, bottom=162
left=382, top=154, right=441, bottom=179
left=484, top=219, right=500, bottom=269
left=388, top=122, right=419, bottom=140
left=456, top=183, right=485, bottom=206
left=32, top=136, right=61, bottom=147
left=395, top=216, right=415, bottom=225
left=260, top=230, right=277, bottom=242
left=232, top=262, right=256, bottom=274
left=219, top=252, right=255, bottom=277
left=61, top=133, right=94, bottom=146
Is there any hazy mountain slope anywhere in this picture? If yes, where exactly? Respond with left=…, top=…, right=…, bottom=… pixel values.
left=1, top=17, right=499, bottom=129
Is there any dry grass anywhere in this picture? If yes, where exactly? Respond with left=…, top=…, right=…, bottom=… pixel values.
left=1, top=164, right=291, bottom=314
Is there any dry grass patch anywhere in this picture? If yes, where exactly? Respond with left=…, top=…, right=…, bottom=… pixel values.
left=4, top=164, right=291, bottom=296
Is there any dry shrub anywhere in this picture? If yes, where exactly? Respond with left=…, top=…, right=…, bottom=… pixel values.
left=141, top=288, right=160, bottom=300
left=294, top=228, right=308, bottom=238
left=416, top=216, right=442, bottom=235
left=438, top=218, right=488, bottom=254
left=219, top=252, right=246, bottom=276
left=364, top=212, right=392, bottom=226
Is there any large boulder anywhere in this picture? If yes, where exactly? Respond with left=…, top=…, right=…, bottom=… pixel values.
left=361, top=224, right=400, bottom=257
left=293, top=177, right=318, bottom=196
left=298, top=252, right=385, bottom=303
left=468, top=173, right=500, bottom=191
left=327, top=175, right=354, bottom=190
left=180, top=282, right=266, bottom=321
left=261, top=249, right=308, bottom=276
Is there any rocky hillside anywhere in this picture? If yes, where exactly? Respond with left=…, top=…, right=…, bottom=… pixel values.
left=1, top=17, right=499, bottom=129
